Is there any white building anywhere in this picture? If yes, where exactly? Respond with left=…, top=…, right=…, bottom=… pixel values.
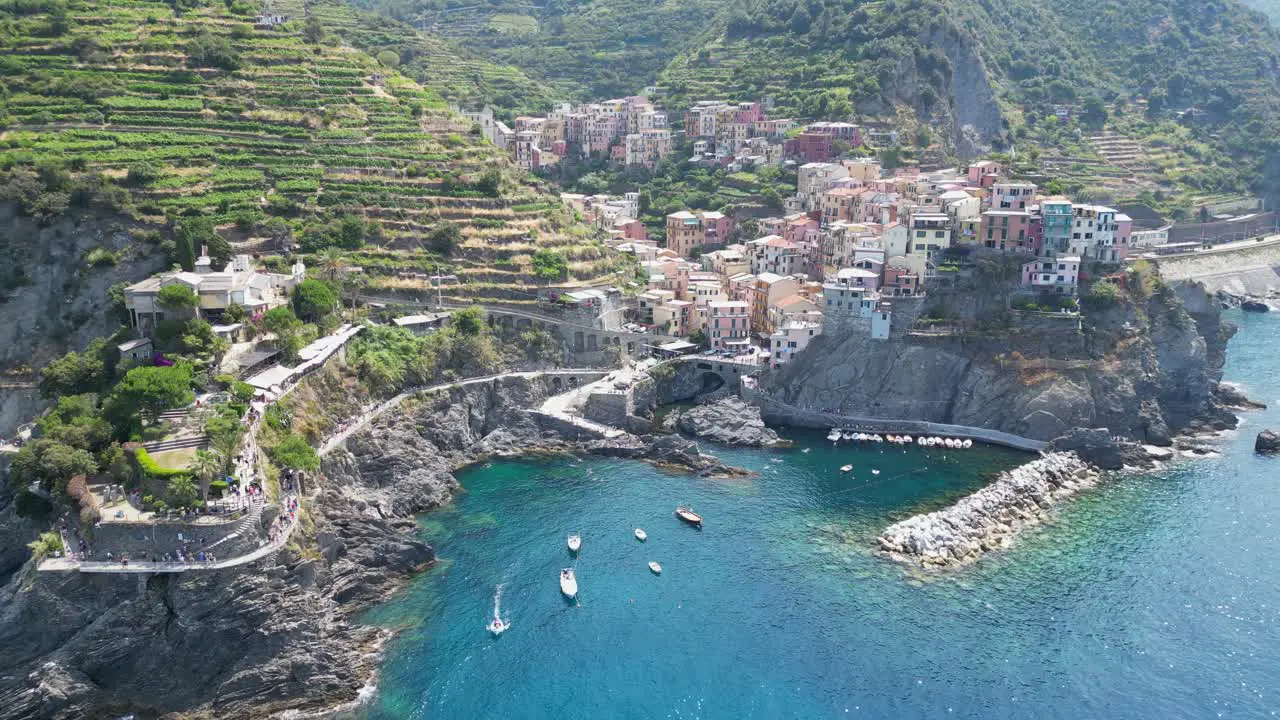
left=124, top=254, right=303, bottom=334
left=768, top=320, right=822, bottom=367
left=1020, top=256, right=1081, bottom=295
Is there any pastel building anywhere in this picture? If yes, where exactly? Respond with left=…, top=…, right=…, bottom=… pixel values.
left=769, top=320, right=822, bottom=367
left=1021, top=256, right=1081, bottom=295
left=909, top=212, right=952, bottom=259
left=979, top=210, right=1033, bottom=252
left=750, top=272, right=799, bottom=334
left=708, top=300, right=750, bottom=350
left=1040, top=198, right=1074, bottom=257
left=991, top=182, right=1036, bottom=211
left=665, top=210, right=733, bottom=258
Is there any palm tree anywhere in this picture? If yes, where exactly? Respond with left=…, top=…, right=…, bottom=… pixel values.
left=209, top=430, right=241, bottom=478
left=320, top=247, right=346, bottom=280
left=188, top=449, right=222, bottom=502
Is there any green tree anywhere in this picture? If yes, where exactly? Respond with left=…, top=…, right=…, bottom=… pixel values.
left=531, top=249, right=567, bottom=282
left=37, top=394, right=112, bottom=452
left=187, top=31, right=241, bottom=70
left=166, top=474, right=200, bottom=508
left=291, top=279, right=337, bottom=324
left=106, top=363, right=195, bottom=429
left=376, top=49, right=400, bottom=67
left=263, top=306, right=312, bottom=362
left=427, top=221, right=462, bottom=254
left=157, top=283, right=198, bottom=310
left=271, top=433, right=319, bottom=472
left=9, top=439, right=97, bottom=496
left=452, top=306, right=485, bottom=336
left=38, top=340, right=108, bottom=398
left=187, top=448, right=222, bottom=501
left=304, top=15, right=325, bottom=44
left=319, top=247, right=347, bottom=280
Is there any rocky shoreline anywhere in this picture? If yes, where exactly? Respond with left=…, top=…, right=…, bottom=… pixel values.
left=875, top=452, right=1099, bottom=568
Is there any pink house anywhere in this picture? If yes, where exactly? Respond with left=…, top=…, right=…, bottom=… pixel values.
left=1111, top=213, right=1133, bottom=262
left=979, top=210, right=1033, bottom=252
left=708, top=300, right=750, bottom=349
left=614, top=218, right=648, bottom=242
left=966, top=160, right=1003, bottom=185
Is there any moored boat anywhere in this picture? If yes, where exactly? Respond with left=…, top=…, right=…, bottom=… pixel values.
left=648, top=561, right=662, bottom=574
left=962, top=439, right=973, bottom=449
left=903, top=435, right=912, bottom=443
left=635, top=528, right=647, bottom=542
left=560, top=568, right=578, bottom=599
left=567, top=534, right=581, bottom=553
left=827, top=428, right=841, bottom=442
left=675, top=506, right=703, bottom=527
left=840, top=464, right=853, bottom=473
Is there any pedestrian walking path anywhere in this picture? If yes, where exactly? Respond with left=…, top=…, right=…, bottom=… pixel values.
left=319, top=368, right=608, bottom=455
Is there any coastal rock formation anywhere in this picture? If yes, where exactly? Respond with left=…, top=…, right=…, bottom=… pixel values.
left=762, top=273, right=1237, bottom=446
left=672, top=397, right=781, bottom=447
left=1047, top=428, right=1151, bottom=470
left=1255, top=430, right=1280, bottom=455
left=0, top=488, right=433, bottom=720
left=876, top=453, right=1097, bottom=568
left=1216, top=382, right=1267, bottom=410
left=1241, top=299, right=1270, bottom=313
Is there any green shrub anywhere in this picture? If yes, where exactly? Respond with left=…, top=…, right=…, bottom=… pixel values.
left=134, top=447, right=191, bottom=480
left=27, top=531, right=64, bottom=559
left=208, top=479, right=229, bottom=497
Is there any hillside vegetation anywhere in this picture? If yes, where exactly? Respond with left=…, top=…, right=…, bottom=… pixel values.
left=655, top=0, right=1280, bottom=203
left=346, top=0, right=730, bottom=100
left=0, top=0, right=623, bottom=303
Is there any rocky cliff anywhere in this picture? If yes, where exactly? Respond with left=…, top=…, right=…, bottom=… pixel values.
left=763, top=272, right=1235, bottom=445
left=0, top=368, right=744, bottom=718
left=0, top=204, right=164, bottom=435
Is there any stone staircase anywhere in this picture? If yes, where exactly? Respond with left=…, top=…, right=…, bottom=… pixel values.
left=205, top=496, right=264, bottom=551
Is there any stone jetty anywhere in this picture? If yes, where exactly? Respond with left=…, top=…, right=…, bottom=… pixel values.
left=876, top=452, right=1098, bottom=568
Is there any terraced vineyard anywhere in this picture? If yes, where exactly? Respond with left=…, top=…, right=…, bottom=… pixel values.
left=0, top=0, right=623, bottom=303
left=302, top=0, right=563, bottom=114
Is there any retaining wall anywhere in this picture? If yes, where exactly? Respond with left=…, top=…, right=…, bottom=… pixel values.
left=741, top=385, right=1047, bottom=452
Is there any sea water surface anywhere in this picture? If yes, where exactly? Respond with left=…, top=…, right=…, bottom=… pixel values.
left=356, top=311, right=1280, bottom=719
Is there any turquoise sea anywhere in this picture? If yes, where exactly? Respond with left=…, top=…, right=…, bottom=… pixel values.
left=356, top=311, right=1280, bottom=719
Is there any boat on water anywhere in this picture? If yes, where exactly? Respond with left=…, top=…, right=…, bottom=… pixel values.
left=840, top=464, right=854, bottom=473
left=675, top=506, right=703, bottom=527
left=902, top=435, right=912, bottom=443
left=488, top=618, right=509, bottom=635
left=648, top=561, right=662, bottom=574
left=560, top=568, right=578, bottom=599
left=827, top=428, right=841, bottom=442
left=917, top=436, right=927, bottom=446
left=567, top=534, right=581, bottom=553
left=635, top=528, right=647, bottom=542
left=872, top=469, right=881, bottom=475
left=962, top=439, right=973, bottom=448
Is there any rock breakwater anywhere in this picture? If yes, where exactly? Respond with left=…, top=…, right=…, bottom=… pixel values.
left=876, top=453, right=1098, bottom=568
left=668, top=397, right=782, bottom=447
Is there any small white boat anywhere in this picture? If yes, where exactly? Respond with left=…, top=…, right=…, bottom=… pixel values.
left=962, top=439, right=973, bottom=449
left=873, top=434, right=883, bottom=443
left=872, top=469, right=881, bottom=475
left=801, top=447, right=811, bottom=453
left=902, top=435, right=912, bottom=443
left=567, top=534, right=581, bottom=553
left=488, top=618, right=509, bottom=635
left=917, top=436, right=927, bottom=446
left=840, top=464, right=853, bottom=473
left=560, top=568, right=578, bottom=599
left=827, top=429, right=841, bottom=442
left=635, top=528, right=647, bottom=542
left=648, top=561, right=662, bottom=574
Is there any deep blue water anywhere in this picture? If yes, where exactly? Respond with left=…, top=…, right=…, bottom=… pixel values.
left=356, top=311, right=1280, bottom=719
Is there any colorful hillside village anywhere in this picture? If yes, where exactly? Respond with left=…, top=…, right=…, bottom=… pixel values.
left=450, top=98, right=1199, bottom=368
